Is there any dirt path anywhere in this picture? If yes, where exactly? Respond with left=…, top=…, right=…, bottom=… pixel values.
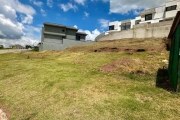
left=0, top=109, right=8, bottom=120
left=0, top=49, right=30, bottom=54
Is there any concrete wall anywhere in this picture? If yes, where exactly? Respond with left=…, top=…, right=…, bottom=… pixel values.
left=40, top=42, right=63, bottom=51
left=96, top=20, right=173, bottom=41
left=76, top=34, right=86, bottom=41
left=39, top=44, right=43, bottom=51
left=66, top=29, right=77, bottom=40
left=79, top=35, right=86, bottom=41
left=165, top=1, right=179, bottom=18
left=44, top=34, right=63, bottom=41
left=41, top=27, right=44, bottom=42
left=39, top=39, right=95, bottom=51
left=40, top=35, right=63, bottom=51
left=45, top=25, right=66, bottom=34
left=109, top=21, right=120, bottom=31
left=154, top=6, right=165, bottom=19
left=131, top=19, right=135, bottom=28
left=166, top=10, right=177, bottom=18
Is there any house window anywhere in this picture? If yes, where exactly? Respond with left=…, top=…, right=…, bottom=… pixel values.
left=121, top=22, right=131, bottom=30
left=109, top=25, right=114, bottom=30
left=62, top=29, right=65, bottom=32
left=135, top=20, right=141, bottom=25
left=145, top=14, right=152, bottom=21
left=166, top=5, right=177, bottom=11
left=76, top=35, right=80, bottom=40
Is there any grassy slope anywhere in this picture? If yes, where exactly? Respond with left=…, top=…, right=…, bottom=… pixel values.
left=0, top=38, right=180, bottom=119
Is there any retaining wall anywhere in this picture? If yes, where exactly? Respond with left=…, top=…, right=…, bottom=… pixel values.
left=39, top=39, right=94, bottom=51
left=96, top=21, right=173, bottom=41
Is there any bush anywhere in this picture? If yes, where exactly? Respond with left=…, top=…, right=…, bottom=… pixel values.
left=0, top=45, right=4, bottom=49
left=32, top=46, right=39, bottom=52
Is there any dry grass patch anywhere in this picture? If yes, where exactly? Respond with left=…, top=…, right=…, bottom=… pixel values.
left=67, top=38, right=166, bottom=52
left=100, top=51, right=169, bottom=75
left=0, top=38, right=180, bottom=119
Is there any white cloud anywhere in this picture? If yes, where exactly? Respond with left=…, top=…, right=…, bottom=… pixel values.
left=98, top=19, right=109, bottom=29
left=0, top=35, right=40, bottom=47
left=30, top=0, right=43, bottom=7
left=47, top=0, right=53, bottom=8
left=0, top=25, right=41, bottom=47
left=78, top=29, right=100, bottom=41
left=41, top=9, right=47, bottom=16
left=1, top=25, right=41, bottom=47
left=74, top=25, right=100, bottom=41
left=59, top=3, right=78, bottom=12
left=0, top=0, right=40, bottom=47
left=1, top=0, right=36, bottom=15
left=84, top=11, right=89, bottom=17
left=0, top=14, right=24, bottom=39
left=24, top=25, right=41, bottom=34
left=0, top=5, right=17, bottom=21
left=74, top=25, right=78, bottom=28
left=74, top=0, right=86, bottom=5
left=109, top=0, right=169, bottom=14
left=22, top=15, right=33, bottom=24
left=0, top=31, right=6, bottom=38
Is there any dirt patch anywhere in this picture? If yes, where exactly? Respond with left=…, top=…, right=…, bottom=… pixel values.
left=0, top=109, right=8, bottom=120
left=100, top=58, right=134, bottom=73
left=100, top=58, right=153, bottom=74
left=94, top=46, right=165, bottom=53
left=93, top=47, right=145, bottom=53
left=94, top=47, right=119, bottom=52
left=0, top=103, right=8, bottom=120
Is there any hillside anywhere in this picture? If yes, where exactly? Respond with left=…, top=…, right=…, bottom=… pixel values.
left=0, top=38, right=180, bottom=120
left=68, top=38, right=166, bottom=52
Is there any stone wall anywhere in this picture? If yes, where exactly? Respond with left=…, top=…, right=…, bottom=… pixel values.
left=95, top=21, right=173, bottom=41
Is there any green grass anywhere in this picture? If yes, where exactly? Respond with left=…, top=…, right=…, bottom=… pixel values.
left=0, top=38, right=180, bottom=119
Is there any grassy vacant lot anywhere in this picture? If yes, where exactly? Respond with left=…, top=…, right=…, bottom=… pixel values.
left=0, top=38, right=180, bottom=119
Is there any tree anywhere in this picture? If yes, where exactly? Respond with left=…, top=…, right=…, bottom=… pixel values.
left=25, top=45, right=32, bottom=49
left=0, top=45, right=4, bottom=49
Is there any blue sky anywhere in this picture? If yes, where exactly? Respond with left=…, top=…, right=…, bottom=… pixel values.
left=0, top=0, right=169, bottom=47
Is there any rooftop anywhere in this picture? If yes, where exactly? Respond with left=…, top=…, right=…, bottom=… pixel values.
left=76, top=32, right=87, bottom=35
left=44, top=22, right=78, bottom=31
left=140, top=8, right=156, bottom=16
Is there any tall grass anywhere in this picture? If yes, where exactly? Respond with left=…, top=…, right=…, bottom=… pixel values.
left=0, top=38, right=180, bottom=119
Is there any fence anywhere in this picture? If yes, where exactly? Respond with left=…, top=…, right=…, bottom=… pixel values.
left=168, top=11, right=180, bottom=92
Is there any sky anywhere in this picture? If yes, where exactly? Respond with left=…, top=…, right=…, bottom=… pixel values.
left=0, top=0, right=170, bottom=47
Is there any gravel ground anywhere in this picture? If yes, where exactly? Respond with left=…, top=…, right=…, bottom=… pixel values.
left=0, top=109, right=8, bottom=120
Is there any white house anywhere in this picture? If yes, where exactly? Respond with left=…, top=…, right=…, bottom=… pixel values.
left=108, top=0, right=180, bottom=32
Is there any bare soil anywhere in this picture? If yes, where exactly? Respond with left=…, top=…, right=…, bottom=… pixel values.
left=93, top=46, right=165, bottom=53
left=0, top=109, right=8, bottom=120
left=0, top=104, right=8, bottom=120
left=100, top=58, right=134, bottom=73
